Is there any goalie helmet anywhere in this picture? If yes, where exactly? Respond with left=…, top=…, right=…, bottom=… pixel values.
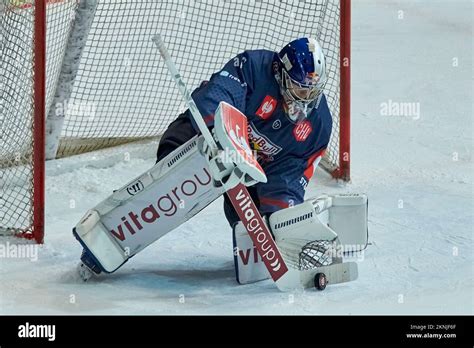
left=276, top=37, right=328, bottom=122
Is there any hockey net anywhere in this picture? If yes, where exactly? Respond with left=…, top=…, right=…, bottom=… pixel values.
left=0, top=0, right=350, bottom=242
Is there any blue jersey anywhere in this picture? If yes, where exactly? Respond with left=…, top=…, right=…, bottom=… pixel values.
left=185, top=49, right=333, bottom=214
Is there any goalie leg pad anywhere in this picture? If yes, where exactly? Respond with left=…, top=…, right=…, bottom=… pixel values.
left=74, top=136, right=224, bottom=273
left=233, top=221, right=270, bottom=284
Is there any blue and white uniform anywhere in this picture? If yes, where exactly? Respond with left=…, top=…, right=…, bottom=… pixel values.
left=184, top=49, right=333, bottom=215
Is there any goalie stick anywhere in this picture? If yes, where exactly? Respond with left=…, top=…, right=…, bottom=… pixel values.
left=152, top=35, right=357, bottom=290
left=152, top=35, right=290, bottom=282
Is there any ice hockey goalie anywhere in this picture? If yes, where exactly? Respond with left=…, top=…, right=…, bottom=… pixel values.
left=75, top=37, right=368, bottom=287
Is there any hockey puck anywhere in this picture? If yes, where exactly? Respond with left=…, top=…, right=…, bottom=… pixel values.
left=314, top=273, right=327, bottom=290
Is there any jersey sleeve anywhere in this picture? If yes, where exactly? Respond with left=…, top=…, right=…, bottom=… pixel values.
left=186, top=52, right=252, bottom=131
left=257, top=147, right=326, bottom=215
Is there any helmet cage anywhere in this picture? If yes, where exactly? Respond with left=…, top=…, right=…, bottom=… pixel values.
left=281, top=68, right=324, bottom=103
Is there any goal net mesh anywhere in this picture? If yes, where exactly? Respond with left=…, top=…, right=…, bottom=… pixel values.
left=1, top=1, right=37, bottom=236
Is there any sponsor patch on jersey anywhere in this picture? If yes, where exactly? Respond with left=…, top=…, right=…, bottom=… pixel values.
left=247, top=122, right=282, bottom=161
left=256, top=95, right=277, bottom=120
left=219, top=70, right=247, bottom=87
left=293, top=120, right=312, bottom=142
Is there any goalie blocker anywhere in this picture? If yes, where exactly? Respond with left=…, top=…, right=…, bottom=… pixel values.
left=234, top=194, right=368, bottom=284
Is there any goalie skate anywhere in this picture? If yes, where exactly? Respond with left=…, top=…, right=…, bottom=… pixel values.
left=76, top=262, right=94, bottom=282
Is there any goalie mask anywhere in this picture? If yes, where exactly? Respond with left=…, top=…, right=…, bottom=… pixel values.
left=275, top=37, right=328, bottom=122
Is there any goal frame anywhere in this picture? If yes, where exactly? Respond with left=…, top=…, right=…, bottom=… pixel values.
left=25, top=0, right=46, bottom=244
left=21, top=0, right=351, bottom=244
left=336, top=0, right=351, bottom=181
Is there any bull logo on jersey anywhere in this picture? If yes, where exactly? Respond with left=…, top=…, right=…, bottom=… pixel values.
left=256, top=95, right=277, bottom=120
left=247, top=122, right=282, bottom=162
left=293, top=120, right=312, bottom=142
